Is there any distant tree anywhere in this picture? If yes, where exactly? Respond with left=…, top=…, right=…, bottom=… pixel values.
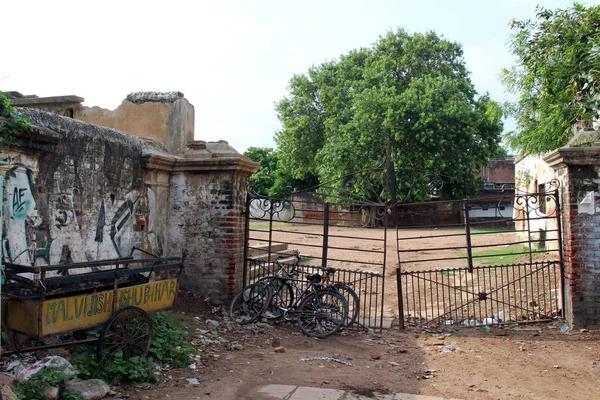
left=275, top=29, right=504, bottom=202
left=502, top=3, right=600, bottom=154
left=244, top=147, right=279, bottom=196
left=243, top=147, right=316, bottom=198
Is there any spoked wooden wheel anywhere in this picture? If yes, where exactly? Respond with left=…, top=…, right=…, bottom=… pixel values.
left=97, top=306, right=153, bottom=361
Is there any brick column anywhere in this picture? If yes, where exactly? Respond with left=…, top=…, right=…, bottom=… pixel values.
left=545, top=144, right=600, bottom=328
left=167, top=141, right=258, bottom=304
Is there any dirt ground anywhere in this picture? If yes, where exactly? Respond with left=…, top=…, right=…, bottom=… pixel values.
left=122, top=295, right=600, bottom=400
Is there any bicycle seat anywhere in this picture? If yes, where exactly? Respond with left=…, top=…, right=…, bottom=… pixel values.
left=320, top=266, right=337, bottom=274
left=306, top=273, right=322, bottom=283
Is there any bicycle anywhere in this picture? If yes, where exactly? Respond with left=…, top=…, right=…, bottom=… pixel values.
left=228, top=279, right=271, bottom=324
left=262, top=252, right=360, bottom=329
left=229, top=253, right=349, bottom=338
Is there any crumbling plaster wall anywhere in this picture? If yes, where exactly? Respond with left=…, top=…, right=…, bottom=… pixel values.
left=4, top=94, right=258, bottom=303
left=74, top=92, right=194, bottom=155
left=3, top=109, right=169, bottom=273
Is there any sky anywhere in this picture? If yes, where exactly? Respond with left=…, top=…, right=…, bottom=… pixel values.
left=1, top=0, right=583, bottom=153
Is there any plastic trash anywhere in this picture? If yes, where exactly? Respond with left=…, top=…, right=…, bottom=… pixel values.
left=186, top=378, right=200, bottom=385
left=482, top=318, right=498, bottom=326
left=14, top=356, right=77, bottom=382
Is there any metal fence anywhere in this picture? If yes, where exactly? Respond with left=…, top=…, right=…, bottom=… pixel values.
left=398, top=261, right=562, bottom=328
left=244, top=195, right=388, bottom=331
left=396, top=184, right=564, bottom=328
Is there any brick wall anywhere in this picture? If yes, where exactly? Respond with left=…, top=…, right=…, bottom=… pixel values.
left=168, top=159, right=254, bottom=304
left=546, top=145, right=600, bottom=329
left=480, top=158, right=515, bottom=183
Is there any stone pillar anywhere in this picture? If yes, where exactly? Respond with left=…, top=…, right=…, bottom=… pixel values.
left=167, top=141, right=258, bottom=304
left=545, top=143, right=600, bottom=329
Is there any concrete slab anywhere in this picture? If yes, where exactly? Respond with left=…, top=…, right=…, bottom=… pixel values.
left=255, top=384, right=297, bottom=399
left=250, top=385, right=460, bottom=400
left=287, top=386, right=346, bottom=400
left=344, top=391, right=395, bottom=399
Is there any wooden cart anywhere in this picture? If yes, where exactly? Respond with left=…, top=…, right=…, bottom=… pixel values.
left=1, top=247, right=183, bottom=361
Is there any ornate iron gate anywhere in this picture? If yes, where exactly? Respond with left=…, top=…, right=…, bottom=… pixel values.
left=243, top=159, right=395, bottom=332
left=243, top=193, right=388, bottom=331
left=396, top=181, right=564, bottom=328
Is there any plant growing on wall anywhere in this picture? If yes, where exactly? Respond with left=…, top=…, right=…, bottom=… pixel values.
left=0, top=90, right=30, bottom=154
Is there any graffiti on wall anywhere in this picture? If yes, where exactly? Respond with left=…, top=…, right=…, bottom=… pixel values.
left=3, top=166, right=42, bottom=271
left=2, top=143, right=159, bottom=271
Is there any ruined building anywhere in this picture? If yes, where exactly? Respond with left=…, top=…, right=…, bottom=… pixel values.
left=1, top=91, right=258, bottom=303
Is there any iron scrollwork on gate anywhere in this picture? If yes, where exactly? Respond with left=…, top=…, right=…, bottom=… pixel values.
left=248, top=196, right=296, bottom=222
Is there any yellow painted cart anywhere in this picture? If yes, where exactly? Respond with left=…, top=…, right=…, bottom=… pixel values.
left=1, top=247, right=183, bottom=361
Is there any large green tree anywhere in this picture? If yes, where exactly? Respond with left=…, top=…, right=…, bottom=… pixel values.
left=275, top=29, right=504, bottom=202
left=502, top=3, right=600, bottom=154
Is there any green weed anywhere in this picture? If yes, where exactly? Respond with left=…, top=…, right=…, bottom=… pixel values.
left=73, top=311, right=194, bottom=385
left=13, top=368, right=82, bottom=400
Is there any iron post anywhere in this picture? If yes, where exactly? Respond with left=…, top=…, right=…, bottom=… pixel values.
left=463, top=200, right=474, bottom=273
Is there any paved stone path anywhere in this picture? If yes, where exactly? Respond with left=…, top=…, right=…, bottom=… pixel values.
left=247, top=384, right=461, bottom=400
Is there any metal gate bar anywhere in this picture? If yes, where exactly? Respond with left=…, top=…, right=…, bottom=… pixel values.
left=396, top=184, right=564, bottom=329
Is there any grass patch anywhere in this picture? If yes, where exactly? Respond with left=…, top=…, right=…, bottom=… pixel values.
left=470, top=245, right=530, bottom=265
left=300, top=255, right=313, bottom=263
left=249, top=221, right=301, bottom=231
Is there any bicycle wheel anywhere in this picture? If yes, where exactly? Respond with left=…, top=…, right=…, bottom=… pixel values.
left=334, top=285, right=360, bottom=328
left=263, top=279, right=294, bottom=319
left=297, top=290, right=348, bottom=338
left=229, top=281, right=271, bottom=325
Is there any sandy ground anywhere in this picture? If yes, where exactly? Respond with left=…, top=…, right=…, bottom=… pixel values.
left=123, top=297, right=600, bottom=400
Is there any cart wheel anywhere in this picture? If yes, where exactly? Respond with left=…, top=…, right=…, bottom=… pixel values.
left=97, top=306, right=153, bottom=362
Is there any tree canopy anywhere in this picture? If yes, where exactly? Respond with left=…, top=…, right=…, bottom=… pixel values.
left=275, top=29, right=504, bottom=202
left=502, top=3, right=600, bottom=154
left=243, top=147, right=317, bottom=198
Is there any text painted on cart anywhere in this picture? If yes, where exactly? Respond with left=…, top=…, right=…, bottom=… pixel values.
left=43, top=279, right=177, bottom=327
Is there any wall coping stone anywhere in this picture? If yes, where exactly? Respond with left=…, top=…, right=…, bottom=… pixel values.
left=543, top=143, right=600, bottom=168
left=11, top=95, right=84, bottom=106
